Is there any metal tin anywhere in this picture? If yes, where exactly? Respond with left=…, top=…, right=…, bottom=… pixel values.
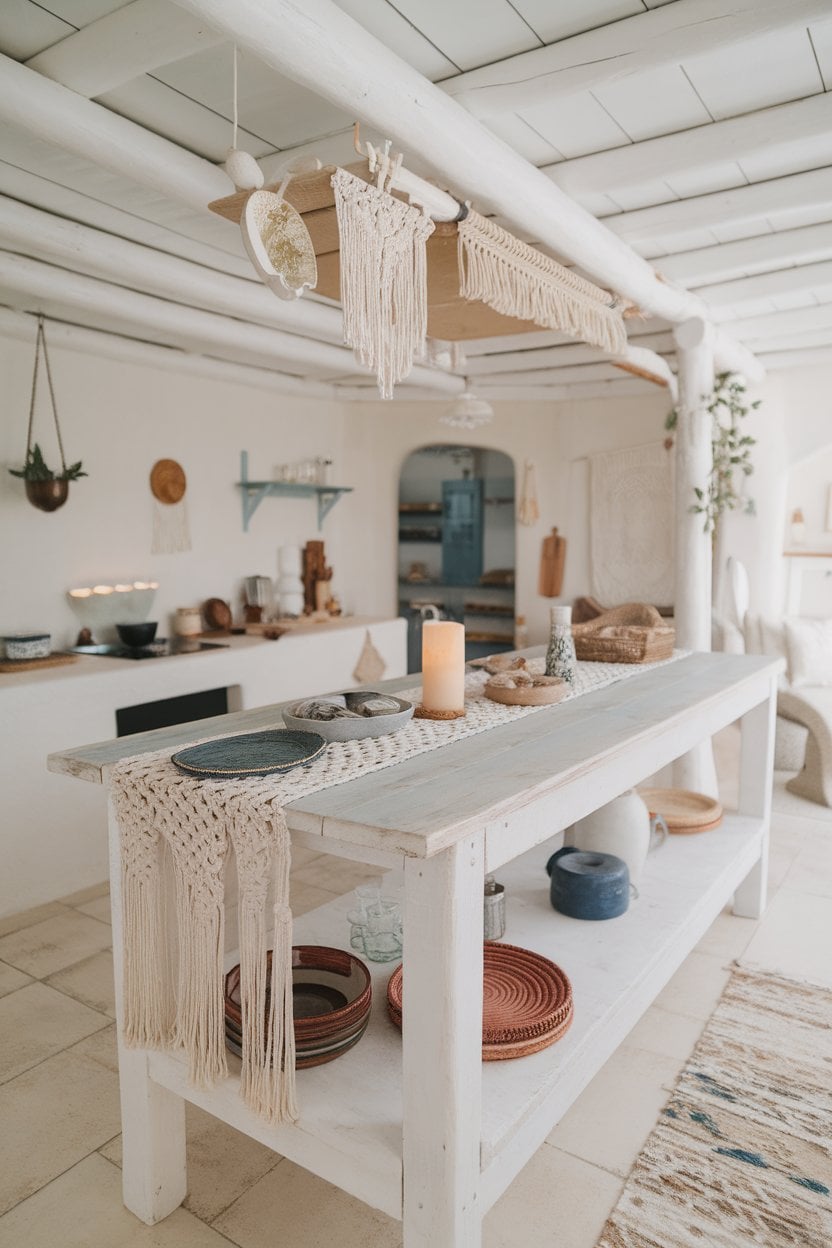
left=483, top=875, right=506, bottom=940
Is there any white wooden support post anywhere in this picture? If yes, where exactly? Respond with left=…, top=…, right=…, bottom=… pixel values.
left=402, top=836, right=485, bottom=1247
left=672, top=317, right=718, bottom=797
left=107, top=793, right=187, bottom=1224
left=733, top=675, right=777, bottom=918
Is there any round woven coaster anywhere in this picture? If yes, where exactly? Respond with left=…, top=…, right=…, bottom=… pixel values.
left=386, top=942, right=573, bottom=1060
left=413, top=705, right=466, bottom=721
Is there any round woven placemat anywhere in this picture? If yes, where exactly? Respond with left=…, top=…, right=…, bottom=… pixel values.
left=639, top=787, right=722, bottom=832
left=387, top=942, right=573, bottom=1059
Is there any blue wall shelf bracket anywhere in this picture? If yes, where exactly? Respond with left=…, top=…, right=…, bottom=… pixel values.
left=237, top=452, right=353, bottom=531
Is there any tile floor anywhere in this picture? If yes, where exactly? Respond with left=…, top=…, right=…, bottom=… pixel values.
left=1, top=735, right=830, bottom=1248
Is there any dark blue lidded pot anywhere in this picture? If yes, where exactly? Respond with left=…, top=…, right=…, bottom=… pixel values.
left=545, top=846, right=630, bottom=920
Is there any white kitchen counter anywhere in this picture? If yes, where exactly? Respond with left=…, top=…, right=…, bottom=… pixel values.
left=1, top=616, right=406, bottom=916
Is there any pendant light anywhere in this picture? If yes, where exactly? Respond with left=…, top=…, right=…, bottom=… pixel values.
left=439, top=379, right=494, bottom=430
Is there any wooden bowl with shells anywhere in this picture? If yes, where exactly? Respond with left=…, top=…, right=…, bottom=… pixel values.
left=484, top=670, right=568, bottom=706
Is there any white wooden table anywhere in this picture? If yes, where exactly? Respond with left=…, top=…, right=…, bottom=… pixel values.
left=49, top=651, right=779, bottom=1247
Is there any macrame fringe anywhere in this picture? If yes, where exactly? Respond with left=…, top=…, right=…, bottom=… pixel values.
left=151, top=499, right=191, bottom=554
left=332, top=167, right=434, bottom=399
left=458, top=209, right=627, bottom=356
left=121, top=859, right=175, bottom=1048
left=231, top=807, right=297, bottom=1124
left=170, top=868, right=227, bottom=1088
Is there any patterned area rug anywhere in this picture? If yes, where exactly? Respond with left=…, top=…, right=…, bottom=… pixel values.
left=597, top=968, right=832, bottom=1247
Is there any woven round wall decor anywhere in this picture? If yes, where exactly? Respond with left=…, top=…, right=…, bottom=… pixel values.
left=149, top=458, right=191, bottom=553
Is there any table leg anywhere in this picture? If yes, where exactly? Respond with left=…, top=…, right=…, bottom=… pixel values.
left=733, top=678, right=777, bottom=919
left=402, top=834, right=485, bottom=1248
left=107, top=794, right=187, bottom=1224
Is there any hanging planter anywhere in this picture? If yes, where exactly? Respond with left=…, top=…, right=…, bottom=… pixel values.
left=8, top=316, right=86, bottom=512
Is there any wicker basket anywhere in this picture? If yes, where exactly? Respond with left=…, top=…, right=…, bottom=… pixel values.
left=573, top=625, right=675, bottom=664
left=572, top=603, right=675, bottom=665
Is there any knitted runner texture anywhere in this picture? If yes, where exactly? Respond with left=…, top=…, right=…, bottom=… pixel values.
left=111, top=654, right=682, bottom=1125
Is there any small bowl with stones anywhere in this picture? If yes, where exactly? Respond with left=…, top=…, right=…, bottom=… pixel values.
left=282, top=691, right=414, bottom=741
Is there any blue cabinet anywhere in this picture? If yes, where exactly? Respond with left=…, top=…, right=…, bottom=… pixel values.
left=442, top=479, right=483, bottom=586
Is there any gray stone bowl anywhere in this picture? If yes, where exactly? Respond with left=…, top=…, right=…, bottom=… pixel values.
left=282, top=692, right=415, bottom=742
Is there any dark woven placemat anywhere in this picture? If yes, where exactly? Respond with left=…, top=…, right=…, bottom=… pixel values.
left=172, top=729, right=326, bottom=778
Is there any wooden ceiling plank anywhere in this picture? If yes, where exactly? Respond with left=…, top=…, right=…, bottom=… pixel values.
left=657, top=221, right=832, bottom=287
left=602, top=168, right=832, bottom=248
left=442, top=0, right=831, bottom=118
left=26, top=0, right=224, bottom=98
left=728, top=302, right=832, bottom=341
left=695, top=259, right=832, bottom=315
left=545, top=95, right=832, bottom=198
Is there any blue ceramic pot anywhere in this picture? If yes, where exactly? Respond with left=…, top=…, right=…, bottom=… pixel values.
left=545, top=846, right=630, bottom=920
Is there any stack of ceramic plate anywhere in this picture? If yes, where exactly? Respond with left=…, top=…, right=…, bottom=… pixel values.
left=224, top=946, right=372, bottom=1069
left=387, top=942, right=573, bottom=1061
left=639, top=787, right=723, bottom=835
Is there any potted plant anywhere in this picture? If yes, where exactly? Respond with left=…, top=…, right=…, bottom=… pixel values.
left=8, top=443, right=87, bottom=512
left=9, top=316, right=87, bottom=513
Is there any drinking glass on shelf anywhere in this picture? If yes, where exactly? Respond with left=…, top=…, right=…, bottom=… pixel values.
left=347, top=886, right=402, bottom=962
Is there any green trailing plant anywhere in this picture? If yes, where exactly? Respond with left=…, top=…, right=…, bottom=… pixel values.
left=665, top=371, right=759, bottom=533
left=8, top=443, right=87, bottom=483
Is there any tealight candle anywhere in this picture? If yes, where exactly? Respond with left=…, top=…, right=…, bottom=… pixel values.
left=421, top=620, right=465, bottom=716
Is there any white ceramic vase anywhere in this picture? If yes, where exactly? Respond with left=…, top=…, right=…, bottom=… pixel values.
left=567, top=789, right=666, bottom=889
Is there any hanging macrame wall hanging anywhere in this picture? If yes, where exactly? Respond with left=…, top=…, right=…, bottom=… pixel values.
left=150, top=458, right=191, bottom=554
left=457, top=209, right=627, bottom=356
left=332, top=165, right=435, bottom=399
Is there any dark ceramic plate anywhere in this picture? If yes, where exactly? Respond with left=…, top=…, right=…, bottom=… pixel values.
left=224, top=1016, right=370, bottom=1068
left=171, top=729, right=326, bottom=779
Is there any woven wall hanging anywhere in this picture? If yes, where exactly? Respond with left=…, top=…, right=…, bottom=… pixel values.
left=150, top=458, right=191, bottom=554
left=457, top=209, right=627, bottom=355
left=331, top=166, right=435, bottom=398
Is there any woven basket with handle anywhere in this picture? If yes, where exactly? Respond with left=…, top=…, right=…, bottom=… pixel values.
left=572, top=603, right=675, bottom=664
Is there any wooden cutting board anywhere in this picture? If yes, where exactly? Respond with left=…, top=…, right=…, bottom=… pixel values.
left=539, top=527, right=567, bottom=597
left=0, top=653, right=78, bottom=673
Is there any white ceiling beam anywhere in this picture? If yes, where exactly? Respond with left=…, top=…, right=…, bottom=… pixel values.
left=545, top=95, right=832, bottom=199
left=727, top=303, right=832, bottom=342
left=25, top=0, right=224, bottom=98
left=477, top=379, right=659, bottom=402
left=0, top=195, right=343, bottom=342
left=473, top=362, right=642, bottom=387
left=698, top=260, right=832, bottom=318
left=0, top=53, right=229, bottom=213
left=0, top=305, right=337, bottom=398
left=169, top=0, right=763, bottom=382
left=0, top=249, right=455, bottom=392
left=0, top=198, right=460, bottom=392
left=757, top=346, right=832, bottom=371
left=463, top=341, right=676, bottom=393
left=443, top=0, right=828, bottom=119
left=745, top=329, right=832, bottom=353
left=0, top=160, right=253, bottom=279
left=603, top=168, right=832, bottom=249
left=657, top=221, right=832, bottom=287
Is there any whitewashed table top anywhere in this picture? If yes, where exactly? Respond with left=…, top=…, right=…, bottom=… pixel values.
left=48, top=651, right=779, bottom=857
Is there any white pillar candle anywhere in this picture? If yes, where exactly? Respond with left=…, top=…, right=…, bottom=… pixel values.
left=421, top=620, right=466, bottom=713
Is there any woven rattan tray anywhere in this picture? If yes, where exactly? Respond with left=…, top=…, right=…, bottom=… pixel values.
left=639, top=787, right=723, bottom=834
left=387, top=942, right=573, bottom=1060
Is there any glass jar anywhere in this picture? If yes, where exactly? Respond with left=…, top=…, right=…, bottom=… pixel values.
left=545, top=604, right=576, bottom=685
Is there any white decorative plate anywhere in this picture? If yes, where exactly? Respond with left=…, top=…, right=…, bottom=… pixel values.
left=241, top=190, right=317, bottom=300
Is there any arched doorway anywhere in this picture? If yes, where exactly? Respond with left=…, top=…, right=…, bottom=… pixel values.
left=397, top=444, right=516, bottom=672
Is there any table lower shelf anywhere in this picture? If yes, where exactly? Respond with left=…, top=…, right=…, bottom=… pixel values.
left=146, top=813, right=763, bottom=1221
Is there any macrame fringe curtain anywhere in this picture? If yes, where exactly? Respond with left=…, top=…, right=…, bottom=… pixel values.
left=458, top=209, right=627, bottom=356
left=332, top=167, right=434, bottom=399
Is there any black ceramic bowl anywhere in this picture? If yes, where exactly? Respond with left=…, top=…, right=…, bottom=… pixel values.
left=116, top=621, right=158, bottom=648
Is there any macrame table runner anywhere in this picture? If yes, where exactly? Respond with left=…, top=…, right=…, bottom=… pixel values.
left=111, top=653, right=683, bottom=1126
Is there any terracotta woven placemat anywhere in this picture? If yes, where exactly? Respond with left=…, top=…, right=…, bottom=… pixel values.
left=387, top=942, right=573, bottom=1060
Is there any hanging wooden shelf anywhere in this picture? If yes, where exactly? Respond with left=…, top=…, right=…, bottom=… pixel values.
left=209, top=162, right=543, bottom=343
left=236, top=451, right=352, bottom=532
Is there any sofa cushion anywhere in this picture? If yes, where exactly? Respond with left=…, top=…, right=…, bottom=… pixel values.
left=785, top=618, right=832, bottom=688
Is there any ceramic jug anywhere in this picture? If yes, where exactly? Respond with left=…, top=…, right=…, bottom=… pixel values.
left=567, top=790, right=667, bottom=889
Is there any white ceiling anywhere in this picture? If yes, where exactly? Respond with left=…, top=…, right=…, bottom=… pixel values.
left=1, top=0, right=832, bottom=395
